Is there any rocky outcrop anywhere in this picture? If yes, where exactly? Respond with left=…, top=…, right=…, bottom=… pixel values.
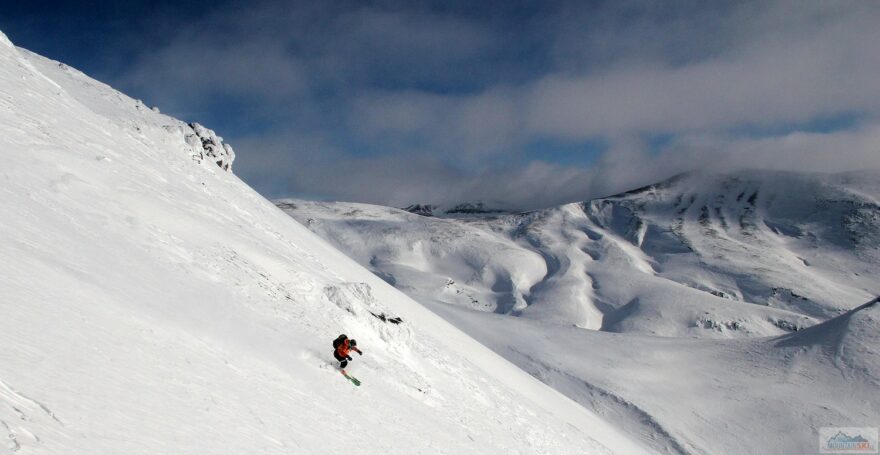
left=403, top=204, right=437, bottom=217
left=186, top=122, right=235, bottom=172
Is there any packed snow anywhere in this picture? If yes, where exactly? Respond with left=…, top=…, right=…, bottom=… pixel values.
left=0, top=30, right=650, bottom=454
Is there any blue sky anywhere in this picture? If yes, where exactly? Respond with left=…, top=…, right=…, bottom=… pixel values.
left=2, top=0, right=879, bottom=209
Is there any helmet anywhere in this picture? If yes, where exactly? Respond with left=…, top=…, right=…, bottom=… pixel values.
left=338, top=334, right=347, bottom=340
left=350, top=339, right=357, bottom=346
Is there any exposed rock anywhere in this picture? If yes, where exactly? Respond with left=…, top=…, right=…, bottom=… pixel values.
left=403, top=204, right=437, bottom=217
left=186, top=122, right=235, bottom=171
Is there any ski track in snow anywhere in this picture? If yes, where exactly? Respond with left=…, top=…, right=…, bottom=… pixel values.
left=0, top=379, right=63, bottom=453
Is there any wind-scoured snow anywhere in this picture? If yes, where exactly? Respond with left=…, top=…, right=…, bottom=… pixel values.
left=279, top=172, right=880, bottom=453
left=0, top=31, right=648, bottom=454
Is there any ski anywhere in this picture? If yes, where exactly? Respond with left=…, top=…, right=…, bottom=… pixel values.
left=341, top=370, right=361, bottom=386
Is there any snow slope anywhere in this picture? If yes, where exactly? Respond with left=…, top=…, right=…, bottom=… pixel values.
left=0, top=31, right=647, bottom=454
left=278, top=173, right=880, bottom=453
left=430, top=296, right=880, bottom=455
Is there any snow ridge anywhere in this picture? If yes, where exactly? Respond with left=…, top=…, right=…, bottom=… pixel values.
left=15, top=45, right=235, bottom=174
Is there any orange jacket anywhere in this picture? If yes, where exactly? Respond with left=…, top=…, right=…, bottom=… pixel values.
left=335, top=339, right=361, bottom=358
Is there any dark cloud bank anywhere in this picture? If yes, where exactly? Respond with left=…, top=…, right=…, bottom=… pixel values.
left=116, top=0, right=880, bottom=210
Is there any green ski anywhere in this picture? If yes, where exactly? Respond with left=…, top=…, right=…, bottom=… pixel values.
left=341, top=370, right=361, bottom=386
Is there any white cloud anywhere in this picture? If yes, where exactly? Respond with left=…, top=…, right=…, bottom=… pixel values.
left=526, top=8, right=880, bottom=138
left=664, top=122, right=880, bottom=174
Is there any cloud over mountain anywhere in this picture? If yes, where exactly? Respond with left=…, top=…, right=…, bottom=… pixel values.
left=107, top=0, right=880, bottom=209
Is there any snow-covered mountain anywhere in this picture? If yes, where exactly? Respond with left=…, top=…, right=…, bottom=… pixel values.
left=278, top=170, right=880, bottom=453
left=0, top=31, right=648, bottom=454
left=281, top=170, right=880, bottom=338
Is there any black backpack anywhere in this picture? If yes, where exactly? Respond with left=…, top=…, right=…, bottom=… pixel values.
left=332, top=334, right=347, bottom=349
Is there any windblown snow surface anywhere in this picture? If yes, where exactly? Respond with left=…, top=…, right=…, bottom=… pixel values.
left=280, top=172, right=880, bottom=453
left=0, top=31, right=650, bottom=454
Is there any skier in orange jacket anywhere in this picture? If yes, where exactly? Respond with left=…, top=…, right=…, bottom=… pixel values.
left=332, top=334, right=362, bottom=369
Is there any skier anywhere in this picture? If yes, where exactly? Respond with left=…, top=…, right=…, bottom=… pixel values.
left=332, top=334, right=362, bottom=370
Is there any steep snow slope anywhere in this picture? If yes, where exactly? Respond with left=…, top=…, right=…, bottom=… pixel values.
left=0, top=32, right=646, bottom=454
left=280, top=171, right=880, bottom=338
